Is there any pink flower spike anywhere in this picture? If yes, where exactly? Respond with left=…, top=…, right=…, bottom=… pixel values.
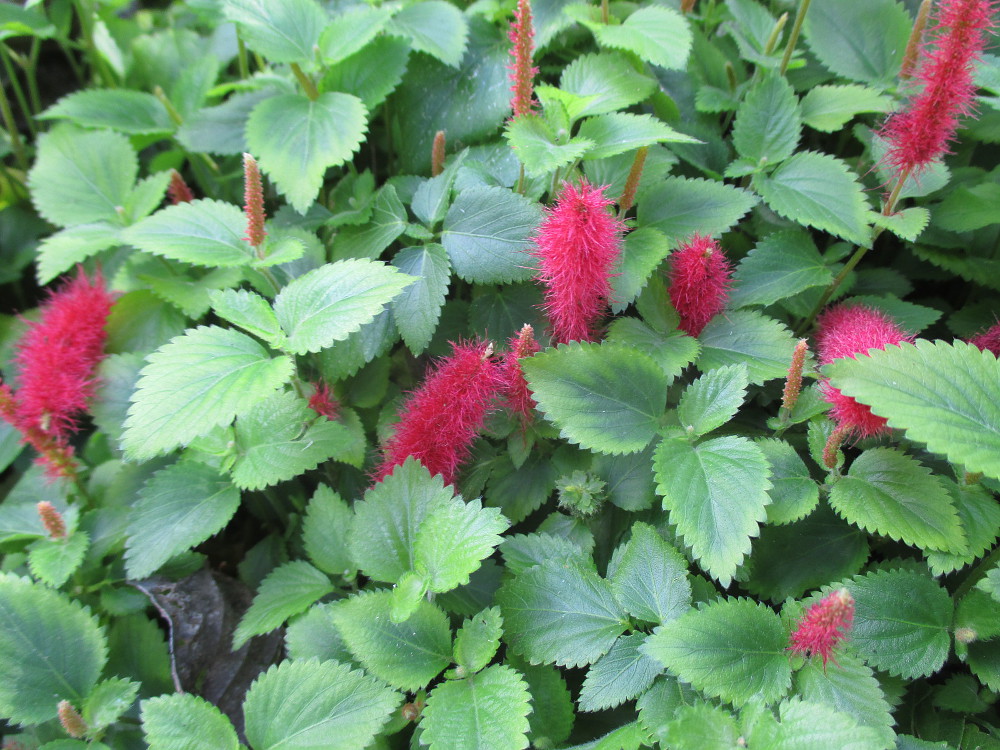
left=502, top=324, right=541, bottom=424
left=308, top=381, right=339, bottom=420
left=508, top=0, right=538, bottom=119
left=880, top=0, right=996, bottom=176
left=968, top=321, right=1000, bottom=356
left=815, top=304, right=913, bottom=439
left=243, top=153, right=267, bottom=248
left=788, top=588, right=855, bottom=669
left=532, top=181, right=625, bottom=344
left=373, top=340, right=504, bottom=486
left=668, top=234, right=733, bottom=337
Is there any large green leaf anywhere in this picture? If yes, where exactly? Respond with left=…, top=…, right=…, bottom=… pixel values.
left=698, top=309, right=798, bottom=384
left=35, top=222, right=121, bottom=285
left=387, top=0, right=468, bottom=67
left=653, top=436, right=771, bottom=587
left=209, top=288, right=285, bottom=348
left=391, top=244, right=450, bottom=355
left=302, top=486, right=355, bottom=577
left=637, top=177, right=756, bottom=241
left=746, top=698, right=885, bottom=750
left=579, top=634, right=662, bottom=712
left=605, top=319, right=700, bottom=384
left=123, top=199, right=254, bottom=267
left=331, top=184, right=407, bottom=261
left=505, top=115, right=594, bottom=177
left=642, top=598, right=791, bottom=706
left=246, top=93, right=368, bottom=214
left=243, top=659, right=401, bottom=750
left=322, top=35, right=410, bottom=111
left=497, top=558, right=628, bottom=668
left=141, top=694, right=239, bottom=750
left=755, top=438, right=820, bottom=525
left=414, top=498, right=510, bottom=593
left=576, top=113, right=697, bottom=160
left=754, top=151, right=871, bottom=246
left=124, top=461, right=241, bottom=579
left=732, top=74, right=801, bottom=166
left=559, top=52, right=657, bottom=119
left=223, top=0, right=327, bottom=64
left=421, top=665, right=532, bottom=750
left=319, top=5, right=396, bottom=64
left=233, top=561, right=334, bottom=649
left=593, top=6, right=691, bottom=70
left=826, top=340, right=1000, bottom=480
left=522, top=342, right=668, bottom=455
left=927, top=481, right=1000, bottom=575
left=730, top=230, right=832, bottom=308
left=676, top=363, right=748, bottom=437
left=828, top=447, right=965, bottom=553
left=0, top=573, right=108, bottom=725
left=41, top=89, right=173, bottom=135
left=608, top=522, right=691, bottom=625
left=799, top=85, right=893, bottom=133
left=122, top=326, right=294, bottom=460
left=273, top=259, right=412, bottom=354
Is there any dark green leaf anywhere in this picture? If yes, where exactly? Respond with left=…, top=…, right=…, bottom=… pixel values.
left=699, top=309, right=798, bottom=384
left=391, top=244, right=451, bottom=355
left=233, top=561, right=334, bottom=649
left=302, top=485, right=354, bottom=577
left=730, top=230, right=832, bottom=308
left=387, top=0, right=468, bottom=67
left=41, top=89, right=173, bottom=134
left=637, top=177, right=756, bottom=241
left=755, top=438, right=819, bottom=525
left=732, top=74, right=801, bottom=165
left=608, top=522, right=691, bottom=624
left=579, top=634, right=662, bottom=712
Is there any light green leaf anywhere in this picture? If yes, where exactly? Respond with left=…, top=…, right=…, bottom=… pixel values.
left=497, top=557, right=628, bottom=668
left=733, top=74, right=801, bottom=165
left=209, top=288, right=284, bottom=347
left=592, top=6, right=691, bottom=70
left=642, top=597, right=791, bottom=706
left=28, top=125, right=137, bottom=228
left=654, top=436, right=771, bottom=587
left=247, top=93, right=368, bottom=214
left=234, top=561, right=334, bottom=649
left=754, top=151, right=871, bottom=246
left=654, top=702, right=740, bottom=750
left=331, top=183, right=407, bottom=260
left=124, top=461, right=241, bottom=579
left=579, top=634, right=662, bottom=712
left=41, top=89, right=173, bottom=134
left=522, top=342, right=668, bottom=455
left=747, top=698, right=885, bottom=750
left=637, top=176, right=757, bottom=241
left=243, top=659, right=401, bottom=750
left=872, top=207, right=930, bottom=243
left=82, top=677, right=139, bottom=731
left=0, top=573, right=107, bottom=725
left=223, top=0, right=327, bottom=64
left=122, top=326, right=293, bottom=460
left=123, top=199, right=253, bottom=267
left=331, top=589, right=452, bottom=691
left=800, top=85, right=893, bottom=132
left=302, top=485, right=354, bottom=577
left=755, top=438, right=819, bottom=525
left=442, top=186, right=542, bottom=284
left=560, top=52, right=657, bottom=119
left=577, top=113, right=698, bottom=160
left=505, top=115, right=594, bottom=177
left=415, top=498, right=510, bottom=593
left=608, top=522, right=691, bottom=625
left=605, top=318, right=700, bottom=384
left=141, top=693, right=239, bottom=750
left=826, top=340, right=1000, bottom=480
left=699, top=308, right=798, bottom=384
left=387, top=0, right=468, bottom=67
left=284, top=602, right=354, bottom=664
left=610, top=227, right=671, bottom=313
left=454, top=607, right=503, bottom=676
left=978, top=564, right=1000, bottom=604
left=730, top=230, right=832, bottom=308
left=829, top=447, right=965, bottom=553
left=391, top=244, right=450, bottom=355
left=319, top=6, right=396, bottom=64
left=421, top=665, right=532, bottom=750
left=35, top=222, right=121, bottom=285
left=273, top=259, right=412, bottom=354
left=28, top=531, right=89, bottom=588
left=677, top=363, right=748, bottom=436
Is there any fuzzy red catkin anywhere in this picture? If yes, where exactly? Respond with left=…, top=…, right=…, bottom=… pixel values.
left=501, top=324, right=540, bottom=424
left=788, top=588, right=855, bottom=669
left=667, top=234, right=733, bottom=337
left=968, top=321, right=1000, bottom=355
left=507, top=0, right=538, bottom=119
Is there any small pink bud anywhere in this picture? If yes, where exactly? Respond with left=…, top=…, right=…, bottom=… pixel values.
left=37, top=501, right=66, bottom=540
left=431, top=131, right=446, bottom=177
left=788, top=588, right=855, bottom=669
left=243, top=153, right=267, bottom=249
left=782, top=339, right=809, bottom=413
left=668, top=234, right=733, bottom=337
left=167, top=169, right=194, bottom=204
left=501, top=324, right=541, bottom=425
left=57, top=700, right=87, bottom=739
left=307, top=381, right=339, bottom=420
left=617, top=147, right=648, bottom=215
left=508, top=0, right=538, bottom=119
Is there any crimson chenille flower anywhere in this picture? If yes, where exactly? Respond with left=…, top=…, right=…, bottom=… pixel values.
left=501, top=324, right=540, bottom=425
left=532, top=181, right=625, bottom=344
left=373, top=340, right=504, bottom=486
left=880, top=0, right=996, bottom=176
left=668, top=234, right=733, bottom=337
left=816, top=304, right=914, bottom=438
left=789, top=589, right=855, bottom=669
left=307, top=381, right=339, bottom=420
left=507, top=0, right=538, bottom=119
left=968, top=321, right=1000, bottom=356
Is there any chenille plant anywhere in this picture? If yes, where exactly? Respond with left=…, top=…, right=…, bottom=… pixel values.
left=0, top=0, right=999, bottom=748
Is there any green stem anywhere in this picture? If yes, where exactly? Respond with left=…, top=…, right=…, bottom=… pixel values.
left=25, top=39, right=41, bottom=118
left=237, top=34, right=250, bottom=80
left=601, top=0, right=609, bottom=24
left=0, top=45, right=35, bottom=139
left=516, top=162, right=525, bottom=195
left=0, top=60, right=29, bottom=171
left=290, top=63, right=319, bottom=101
left=779, top=0, right=811, bottom=75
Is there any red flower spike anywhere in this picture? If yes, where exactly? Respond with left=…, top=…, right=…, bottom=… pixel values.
left=431, top=130, right=447, bottom=177
left=37, top=501, right=66, bottom=540
left=532, top=181, right=625, bottom=344
left=308, top=381, right=339, bottom=420
left=167, top=169, right=194, bottom=204
left=373, top=340, right=504, bottom=486
left=502, top=324, right=540, bottom=424
left=880, top=0, right=996, bottom=176
left=815, top=304, right=913, bottom=438
left=968, top=321, right=1000, bottom=356
left=782, top=338, right=809, bottom=412
left=57, top=700, right=87, bottom=739
left=668, top=234, right=733, bottom=337
left=788, top=588, right=855, bottom=669
left=243, top=152, right=267, bottom=248
left=508, top=0, right=538, bottom=119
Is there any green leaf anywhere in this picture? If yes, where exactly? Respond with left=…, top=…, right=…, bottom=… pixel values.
left=243, top=659, right=401, bottom=750
left=331, top=589, right=452, bottom=691
left=522, top=342, right=668, bottom=455
left=28, top=531, right=89, bottom=588
left=122, top=326, right=293, bottom=460
left=41, top=89, right=172, bottom=134
left=977, top=564, right=1000, bottom=604
left=415, top=498, right=510, bottom=593
left=927, top=481, right=1000, bottom=575
left=828, top=447, right=965, bottom=553
left=247, top=93, right=368, bottom=214
left=733, top=74, right=801, bottom=165
left=560, top=52, right=657, bottom=119
left=273, top=259, right=412, bottom=354
left=82, top=677, right=139, bottom=731
left=579, top=634, right=662, bottom=712
left=391, top=244, right=450, bottom=355
left=754, top=151, right=871, bottom=246
left=302, top=485, right=354, bottom=577
left=442, top=186, right=542, bottom=284
left=223, top=0, right=326, bottom=64
left=826, top=340, right=1000, bottom=480
left=653, top=436, right=771, bottom=587
left=605, top=319, right=700, bottom=384
left=755, top=438, right=820, bottom=525
left=871, top=207, right=930, bottom=243
left=0, top=573, right=107, bottom=725
left=847, top=569, right=952, bottom=679
left=234, top=561, right=334, bottom=649
left=209, top=288, right=284, bottom=347
left=124, top=461, right=241, bottom=579
left=454, top=607, right=503, bottom=676
left=323, top=35, right=410, bottom=111
left=505, top=115, right=594, bottom=177
left=699, top=308, right=798, bottom=384
left=746, top=698, right=885, bottom=750
left=637, top=176, right=757, bottom=241
left=802, top=0, right=911, bottom=86
left=123, top=199, right=253, bottom=267
left=608, top=522, right=691, bottom=625
left=509, top=655, right=574, bottom=748
left=35, top=222, right=120, bottom=285
left=592, top=6, right=691, bottom=70
left=677, top=363, right=748, bottom=436
left=595, top=445, right=657, bottom=512
left=501, top=532, right=592, bottom=576
left=800, top=85, right=893, bottom=132
left=28, top=125, right=137, bottom=228
left=284, top=602, right=354, bottom=664
left=730, top=230, right=832, bottom=308
left=319, top=5, right=395, bottom=63
left=654, top=702, right=740, bottom=750
left=577, top=113, right=698, bottom=160
left=933, top=182, right=1000, bottom=232
left=421, top=665, right=532, bottom=750
left=642, top=597, right=791, bottom=706
left=387, top=0, right=468, bottom=67
left=497, top=557, right=628, bottom=668
left=331, top=183, right=407, bottom=261
left=610, top=227, right=671, bottom=313
left=141, top=693, right=239, bottom=750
